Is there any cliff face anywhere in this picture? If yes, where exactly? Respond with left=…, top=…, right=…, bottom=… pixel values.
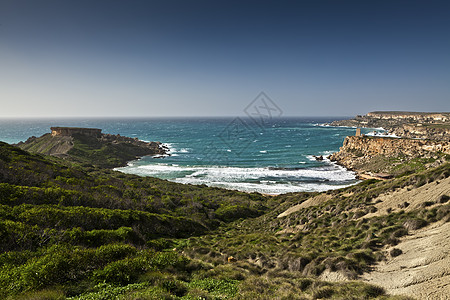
left=16, top=128, right=167, bottom=168
left=51, top=127, right=102, bottom=137
left=330, top=111, right=450, bottom=141
left=330, top=136, right=450, bottom=173
left=367, top=111, right=450, bottom=122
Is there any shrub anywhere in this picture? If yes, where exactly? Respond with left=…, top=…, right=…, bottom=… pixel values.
left=66, top=283, right=149, bottom=300
left=297, top=278, right=313, bottom=291
left=361, top=284, right=385, bottom=297
left=398, top=201, right=409, bottom=209
left=92, top=256, right=150, bottom=285
left=12, top=288, right=65, bottom=300
left=421, top=201, right=435, bottom=208
left=436, top=205, right=450, bottom=221
left=390, top=248, right=403, bottom=257
left=312, top=286, right=334, bottom=299
left=391, top=227, right=408, bottom=238
left=188, top=278, right=239, bottom=298
left=146, top=238, right=172, bottom=251
left=65, top=227, right=140, bottom=247
left=161, top=280, right=187, bottom=297
left=439, top=194, right=450, bottom=204
left=403, top=218, right=427, bottom=231
left=215, top=205, right=259, bottom=222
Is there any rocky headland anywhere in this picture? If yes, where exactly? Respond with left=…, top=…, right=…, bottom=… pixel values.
left=329, top=111, right=450, bottom=141
left=15, top=127, right=167, bottom=168
left=329, top=112, right=450, bottom=179
left=330, top=135, right=450, bottom=178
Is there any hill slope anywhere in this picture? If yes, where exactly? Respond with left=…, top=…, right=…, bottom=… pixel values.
left=1, top=131, right=450, bottom=299
left=16, top=127, right=167, bottom=168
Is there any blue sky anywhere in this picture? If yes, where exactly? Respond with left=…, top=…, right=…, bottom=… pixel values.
left=0, top=0, right=449, bottom=117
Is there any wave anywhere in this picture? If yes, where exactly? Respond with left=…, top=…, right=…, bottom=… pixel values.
left=116, top=163, right=358, bottom=194
left=365, top=131, right=399, bottom=138
left=159, top=143, right=192, bottom=157
left=316, top=124, right=357, bottom=129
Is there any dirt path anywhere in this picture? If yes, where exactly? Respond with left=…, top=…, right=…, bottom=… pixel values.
left=362, top=221, right=450, bottom=299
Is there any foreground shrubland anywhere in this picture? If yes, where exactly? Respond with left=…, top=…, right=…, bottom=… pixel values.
left=1, top=141, right=448, bottom=298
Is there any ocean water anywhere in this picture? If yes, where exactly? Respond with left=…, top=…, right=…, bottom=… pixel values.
left=0, top=118, right=381, bottom=194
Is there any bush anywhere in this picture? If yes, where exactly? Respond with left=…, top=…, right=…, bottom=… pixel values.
left=92, top=257, right=148, bottom=285
left=13, top=288, right=65, bottom=300
left=0, top=244, right=139, bottom=296
left=312, top=286, right=334, bottom=299
left=297, top=278, right=313, bottom=291
left=421, top=201, right=435, bottom=208
left=92, top=250, right=188, bottom=285
left=436, top=205, right=450, bottom=221
left=215, top=205, right=259, bottom=222
left=66, top=283, right=150, bottom=300
left=390, top=248, right=403, bottom=257
left=188, top=278, right=239, bottom=298
left=439, top=194, right=450, bottom=204
left=65, top=227, right=140, bottom=247
left=403, top=218, right=427, bottom=230
left=361, top=284, right=385, bottom=297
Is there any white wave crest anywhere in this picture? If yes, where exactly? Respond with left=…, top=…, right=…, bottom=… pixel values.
left=116, top=163, right=358, bottom=194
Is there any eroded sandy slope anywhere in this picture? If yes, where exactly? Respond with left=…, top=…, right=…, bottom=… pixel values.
left=362, top=221, right=450, bottom=300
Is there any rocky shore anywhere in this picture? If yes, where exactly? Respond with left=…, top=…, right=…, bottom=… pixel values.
left=330, top=135, right=450, bottom=177
left=330, top=111, right=450, bottom=141
left=329, top=112, right=450, bottom=179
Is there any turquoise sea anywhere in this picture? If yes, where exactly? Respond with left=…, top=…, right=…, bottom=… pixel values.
left=0, top=118, right=382, bottom=194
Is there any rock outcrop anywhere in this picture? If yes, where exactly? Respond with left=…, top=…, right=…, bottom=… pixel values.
left=329, top=111, right=450, bottom=141
left=16, top=127, right=167, bottom=168
left=51, top=127, right=102, bottom=137
left=366, top=111, right=450, bottom=122
left=330, top=136, right=450, bottom=174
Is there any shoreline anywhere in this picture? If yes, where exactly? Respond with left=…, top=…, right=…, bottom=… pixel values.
left=117, top=151, right=360, bottom=195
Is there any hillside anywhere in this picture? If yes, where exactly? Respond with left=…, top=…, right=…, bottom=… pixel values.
left=15, top=127, right=167, bottom=168
left=1, top=128, right=449, bottom=299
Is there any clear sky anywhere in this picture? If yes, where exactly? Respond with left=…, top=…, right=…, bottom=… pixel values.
left=0, top=0, right=449, bottom=117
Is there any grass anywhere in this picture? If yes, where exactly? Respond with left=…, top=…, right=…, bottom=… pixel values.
left=1, top=140, right=449, bottom=299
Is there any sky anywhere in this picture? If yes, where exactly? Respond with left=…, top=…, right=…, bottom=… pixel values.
left=0, top=0, right=449, bottom=118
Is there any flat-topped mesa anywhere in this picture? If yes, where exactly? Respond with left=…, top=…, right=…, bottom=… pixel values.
left=51, top=127, right=102, bottom=138
left=367, top=111, right=450, bottom=122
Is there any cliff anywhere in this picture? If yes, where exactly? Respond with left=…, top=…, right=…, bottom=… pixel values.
left=330, top=111, right=450, bottom=141
left=330, top=136, right=450, bottom=176
left=16, top=127, right=167, bottom=168
left=51, top=127, right=102, bottom=137
left=367, top=111, right=450, bottom=121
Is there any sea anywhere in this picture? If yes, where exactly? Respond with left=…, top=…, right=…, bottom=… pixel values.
left=0, top=117, right=384, bottom=194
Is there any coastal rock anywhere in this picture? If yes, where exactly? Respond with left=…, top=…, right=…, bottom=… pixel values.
left=329, top=136, right=450, bottom=172
left=15, top=127, right=167, bottom=168
left=328, top=111, right=450, bottom=141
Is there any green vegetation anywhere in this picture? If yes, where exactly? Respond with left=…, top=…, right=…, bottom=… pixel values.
left=347, top=151, right=449, bottom=177
left=68, top=134, right=154, bottom=168
left=1, top=140, right=447, bottom=299
left=17, top=132, right=165, bottom=168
